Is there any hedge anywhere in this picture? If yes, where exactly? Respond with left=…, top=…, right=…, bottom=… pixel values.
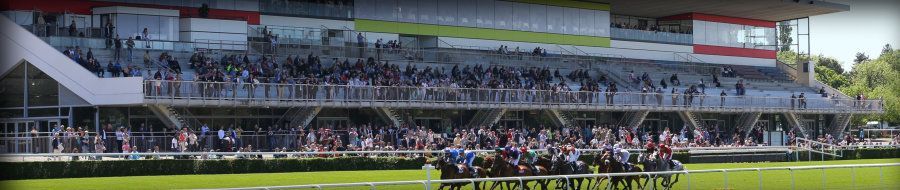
left=793, top=148, right=900, bottom=161
left=2, top=148, right=895, bottom=180
left=0, top=157, right=426, bottom=180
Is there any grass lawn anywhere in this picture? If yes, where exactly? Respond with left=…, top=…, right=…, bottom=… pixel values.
left=2, top=159, right=897, bottom=190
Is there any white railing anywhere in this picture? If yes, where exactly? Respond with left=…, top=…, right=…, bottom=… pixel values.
left=201, top=163, right=900, bottom=190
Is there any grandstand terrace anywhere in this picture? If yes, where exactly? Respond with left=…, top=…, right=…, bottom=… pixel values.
left=0, top=0, right=884, bottom=157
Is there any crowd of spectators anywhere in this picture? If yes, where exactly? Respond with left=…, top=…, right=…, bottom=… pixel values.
left=611, top=22, right=692, bottom=34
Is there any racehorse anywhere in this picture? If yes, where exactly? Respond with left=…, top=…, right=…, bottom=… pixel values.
left=549, top=152, right=593, bottom=190
left=437, top=154, right=487, bottom=190
left=594, top=152, right=643, bottom=190
left=485, top=154, right=549, bottom=190
left=638, top=152, right=683, bottom=190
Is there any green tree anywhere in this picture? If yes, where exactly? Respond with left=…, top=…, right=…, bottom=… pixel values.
left=854, top=52, right=870, bottom=65
left=814, top=55, right=844, bottom=74
left=814, top=65, right=849, bottom=89
left=842, top=50, right=900, bottom=124
left=778, top=22, right=793, bottom=51
left=882, top=44, right=893, bottom=56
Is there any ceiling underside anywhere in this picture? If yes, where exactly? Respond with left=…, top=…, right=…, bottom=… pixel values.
left=592, top=0, right=849, bottom=21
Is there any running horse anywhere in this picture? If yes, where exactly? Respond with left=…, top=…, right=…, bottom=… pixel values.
left=484, top=153, right=550, bottom=190
left=437, top=153, right=487, bottom=190
left=594, top=151, right=643, bottom=190
left=549, top=151, right=593, bottom=190
left=638, top=152, right=683, bottom=190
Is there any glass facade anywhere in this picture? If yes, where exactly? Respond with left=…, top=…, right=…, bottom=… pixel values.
left=106, top=14, right=179, bottom=41
left=693, top=20, right=776, bottom=50
left=355, top=0, right=611, bottom=37
left=259, top=0, right=354, bottom=19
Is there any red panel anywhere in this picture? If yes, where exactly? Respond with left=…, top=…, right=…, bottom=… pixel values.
left=693, top=44, right=776, bottom=59
left=3, top=0, right=259, bottom=24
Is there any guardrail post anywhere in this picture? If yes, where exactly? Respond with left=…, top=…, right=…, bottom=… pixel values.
left=315, top=185, right=323, bottom=190
left=517, top=177, right=524, bottom=190
left=756, top=168, right=762, bottom=190
left=368, top=183, right=376, bottom=190
left=605, top=174, right=612, bottom=190
left=821, top=168, right=826, bottom=189
left=789, top=169, right=795, bottom=190
left=422, top=164, right=434, bottom=190
left=468, top=179, right=475, bottom=190
left=722, top=170, right=728, bottom=190
left=563, top=176, right=570, bottom=190
left=851, top=166, right=856, bottom=189
left=684, top=171, right=691, bottom=190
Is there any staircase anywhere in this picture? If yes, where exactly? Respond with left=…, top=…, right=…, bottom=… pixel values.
left=784, top=113, right=810, bottom=138
left=467, top=109, right=507, bottom=128
left=147, top=105, right=200, bottom=130
left=677, top=111, right=702, bottom=130
left=828, top=113, right=852, bottom=139
left=736, top=112, right=762, bottom=139
left=618, top=110, right=650, bottom=130
left=375, top=108, right=407, bottom=127
left=277, top=107, right=322, bottom=129
left=547, top=109, right=577, bottom=127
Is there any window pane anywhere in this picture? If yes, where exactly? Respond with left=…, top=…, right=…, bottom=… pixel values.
left=398, top=0, right=417, bottom=23
left=115, top=14, right=138, bottom=39
left=27, top=63, right=59, bottom=107
left=0, top=63, right=25, bottom=108
left=530, top=4, right=546, bottom=33
left=596, top=11, right=610, bottom=37
left=547, top=6, right=563, bottom=34
left=494, top=1, right=512, bottom=30
left=438, top=0, right=457, bottom=26
left=565, top=7, right=578, bottom=35
left=375, top=0, right=397, bottom=21
left=458, top=0, right=476, bottom=27
left=137, top=15, right=159, bottom=40
left=418, top=0, right=437, bottom=24
left=476, top=0, right=494, bottom=28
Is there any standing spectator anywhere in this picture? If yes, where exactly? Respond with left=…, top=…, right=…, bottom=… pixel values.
left=114, top=35, right=122, bottom=61
left=68, top=19, right=77, bottom=37
left=719, top=90, right=727, bottom=107
left=142, top=28, right=151, bottom=48
left=790, top=93, right=797, bottom=109
left=126, top=37, right=135, bottom=63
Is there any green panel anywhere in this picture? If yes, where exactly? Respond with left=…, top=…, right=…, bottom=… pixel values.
left=506, top=0, right=611, bottom=11
left=355, top=19, right=610, bottom=47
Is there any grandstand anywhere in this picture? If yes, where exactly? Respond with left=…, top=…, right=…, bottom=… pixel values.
left=0, top=0, right=885, bottom=157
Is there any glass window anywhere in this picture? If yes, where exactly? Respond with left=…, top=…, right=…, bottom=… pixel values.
left=115, top=14, right=138, bottom=39
left=457, top=0, right=476, bottom=27
left=693, top=20, right=706, bottom=45
left=438, top=0, right=457, bottom=26
left=375, top=0, right=397, bottom=22
left=26, top=63, right=59, bottom=107
left=0, top=63, right=25, bottom=108
left=580, top=9, right=594, bottom=36
left=530, top=4, right=546, bottom=33
left=355, top=0, right=376, bottom=20
left=476, top=0, right=494, bottom=28
left=398, top=0, right=418, bottom=23
left=513, top=3, right=530, bottom=31
left=564, top=7, right=578, bottom=35
left=596, top=11, right=610, bottom=37
left=418, top=0, right=437, bottom=25
left=494, top=1, right=512, bottom=30
left=547, top=6, right=563, bottom=34
left=137, top=15, right=160, bottom=40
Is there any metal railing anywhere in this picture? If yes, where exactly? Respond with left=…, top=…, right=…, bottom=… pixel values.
left=141, top=80, right=884, bottom=113
left=202, top=163, right=900, bottom=190
left=611, top=28, right=693, bottom=45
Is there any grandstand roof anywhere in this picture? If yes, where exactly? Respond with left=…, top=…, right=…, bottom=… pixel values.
left=595, top=0, right=849, bottom=21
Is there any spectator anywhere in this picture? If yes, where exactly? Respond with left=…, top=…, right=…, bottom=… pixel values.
left=126, top=37, right=135, bottom=63
left=114, top=35, right=122, bottom=61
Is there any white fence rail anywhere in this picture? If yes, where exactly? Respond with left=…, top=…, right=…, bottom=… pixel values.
left=200, top=163, right=900, bottom=190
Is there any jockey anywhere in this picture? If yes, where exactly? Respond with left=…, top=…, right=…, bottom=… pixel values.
left=613, top=144, right=631, bottom=171
left=508, top=144, right=522, bottom=166
left=658, top=143, right=675, bottom=169
left=462, top=146, right=478, bottom=177
left=521, top=146, right=538, bottom=173
left=565, top=145, right=580, bottom=171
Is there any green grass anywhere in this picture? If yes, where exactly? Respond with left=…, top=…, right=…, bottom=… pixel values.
left=2, top=159, right=898, bottom=190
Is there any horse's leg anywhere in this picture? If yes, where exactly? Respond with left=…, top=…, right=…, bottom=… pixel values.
left=490, top=181, right=500, bottom=190
left=438, top=183, right=447, bottom=190
left=668, top=174, right=680, bottom=189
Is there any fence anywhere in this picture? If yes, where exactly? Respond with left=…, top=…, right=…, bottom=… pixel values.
left=0, top=146, right=797, bottom=162
left=142, top=80, right=884, bottom=113
left=199, top=163, right=900, bottom=190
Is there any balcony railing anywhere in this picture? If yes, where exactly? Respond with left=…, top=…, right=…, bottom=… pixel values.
left=142, top=80, right=883, bottom=113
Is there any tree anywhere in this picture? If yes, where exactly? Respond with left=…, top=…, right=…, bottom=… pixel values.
left=778, top=22, right=793, bottom=51
left=842, top=52, right=900, bottom=124
left=814, top=55, right=844, bottom=74
left=854, top=52, right=870, bottom=65
left=814, top=65, right=849, bottom=89
left=882, top=44, right=893, bottom=56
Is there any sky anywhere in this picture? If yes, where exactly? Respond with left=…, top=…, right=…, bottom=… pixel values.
left=808, top=0, right=900, bottom=71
